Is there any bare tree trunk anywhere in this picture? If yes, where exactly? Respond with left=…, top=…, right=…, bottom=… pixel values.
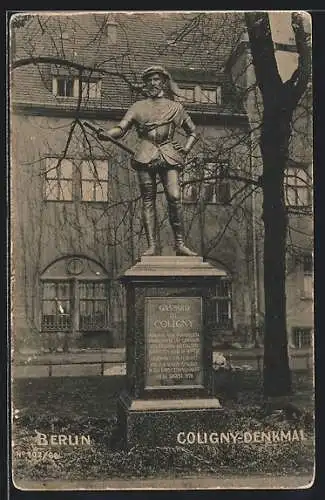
left=261, top=104, right=292, bottom=396
left=245, top=11, right=310, bottom=397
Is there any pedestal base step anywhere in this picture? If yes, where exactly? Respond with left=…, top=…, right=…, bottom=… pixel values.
left=128, top=398, right=222, bottom=411
left=117, top=394, right=224, bottom=448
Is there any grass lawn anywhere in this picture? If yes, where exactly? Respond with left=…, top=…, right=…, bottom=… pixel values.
left=11, top=371, right=315, bottom=485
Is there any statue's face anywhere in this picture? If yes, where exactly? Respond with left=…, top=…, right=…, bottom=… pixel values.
left=145, top=73, right=165, bottom=97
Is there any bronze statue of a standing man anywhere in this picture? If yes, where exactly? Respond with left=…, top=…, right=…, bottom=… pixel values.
left=97, top=65, right=198, bottom=257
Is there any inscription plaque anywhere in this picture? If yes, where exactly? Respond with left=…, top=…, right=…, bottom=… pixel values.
left=145, top=297, right=203, bottom=388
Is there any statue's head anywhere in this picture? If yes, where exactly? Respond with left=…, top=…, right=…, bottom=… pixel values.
left=141, top=66, right=176, bottom=99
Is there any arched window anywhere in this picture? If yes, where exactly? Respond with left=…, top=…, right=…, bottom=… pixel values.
left=41, top=256, right=110, bottom=335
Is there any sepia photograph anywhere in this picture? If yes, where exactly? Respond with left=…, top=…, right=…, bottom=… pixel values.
left=9, top=10, right=314, bottom=490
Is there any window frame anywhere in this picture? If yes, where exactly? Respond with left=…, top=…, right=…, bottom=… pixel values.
left=175, top=84, right=195, bottom=103
left=302, top=253, right=313, bottom=300
left=292, top=327, right=312, bottom=348
left=44, top=158, right=74, bottom=202
left=43, top=157, right=109, bottom=203
left=52, top=76, right=102, bottom=100
left=284, top=165, right=311, bottom=208
left=41, top=280, right=72, bottom=332
left=214, top=278, right=233, bottom=330
left=80, top=159, right=109, bottom=203
left=196, top=86, right=219, bottom=104
left=181, top=157, right=231, bottom=205
left=41, top=278, right=110, bottom=334
left=175, top=83, right=222, bottom=105
left=78, top=281, right=109, bottom=332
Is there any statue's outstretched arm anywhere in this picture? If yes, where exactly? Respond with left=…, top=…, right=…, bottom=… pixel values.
left=97, top=106, right=136, bottom=141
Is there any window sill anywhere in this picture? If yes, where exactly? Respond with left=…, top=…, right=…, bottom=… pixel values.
left=43, top=199, right=74, bottom=203
left=286, top=206, right=313, bottom=214
left=80, top=200, right=108, bottom=204
left=300, top=295, right=313, bottom=301
left=182, top=200, right=231, bottom=206
left=43, top=200, right=108, bottom=204
left=53, top=96, right=102, bottom=101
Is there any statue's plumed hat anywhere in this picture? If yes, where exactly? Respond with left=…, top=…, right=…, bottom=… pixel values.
left=141, top=65, right=172, bottom=82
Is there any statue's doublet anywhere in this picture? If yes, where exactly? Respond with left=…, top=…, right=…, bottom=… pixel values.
left=119, top=97, right=196, bottom=167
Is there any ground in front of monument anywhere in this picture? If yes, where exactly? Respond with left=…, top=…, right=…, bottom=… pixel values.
left=12, top=369, right=314, bottom=489
left=12, top=256, right=315, bottom=489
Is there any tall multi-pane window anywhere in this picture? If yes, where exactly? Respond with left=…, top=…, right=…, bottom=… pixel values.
left=285, top=167, right=310, bottom=207
left=42, top=280, right=109, bottom=333
left=44, top=158, right=108, bottom=202
left=52, top=77, right=102, bottom=99
left=42, top=282, right=72, bottom=331
left=79, top=282, right=109, bottom=331
left=182, top=159, right=230, bottom=204
left=81, top=160, right=108, bottom=202
left=182, top=167, right=198, bottom=202
left=44, top=159, right=73, bottom=201
left=41, top=257, right=110, bottom=345
left=293, top=327, right=312, bottom=348
left=81, top=79, right=102, bottom=99
left=302, top=253, right=313, bottom=299
left=215, top=279, right=232, bottom=329
left=202, top=162, right=230, bottom=204
left=54, top=77, right=74, bottom=97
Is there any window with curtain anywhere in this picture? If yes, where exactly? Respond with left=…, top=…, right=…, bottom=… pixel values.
left=42, top=279, right=109, bottom=332
left=79, top=281, right=109, bottom=330
left=42, top=281, right=72, bottom=331
left=52, top=76, right=102, bottom=99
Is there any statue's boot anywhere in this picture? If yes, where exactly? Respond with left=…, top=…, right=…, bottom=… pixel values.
left=142, top=203, right=157, bottom=257
left=169, top=200, right=198, bottom=257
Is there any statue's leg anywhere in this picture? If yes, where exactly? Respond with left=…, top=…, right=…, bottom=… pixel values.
left=137, top=169, right=158, bottom=256
left=159, top=168, right=198, bottom=256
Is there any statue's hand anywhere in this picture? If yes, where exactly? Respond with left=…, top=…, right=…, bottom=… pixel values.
left=97, top=128, right=108, bottom=141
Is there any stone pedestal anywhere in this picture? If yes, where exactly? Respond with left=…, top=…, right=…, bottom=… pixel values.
left=118, top=256, right=226, bottom=448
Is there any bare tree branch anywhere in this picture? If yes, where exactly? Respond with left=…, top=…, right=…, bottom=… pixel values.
left=11, top=56, right=142, bottom=91
left=244, top=12, right=282, bottom=98
left=285, top=12, right=312, bottom=106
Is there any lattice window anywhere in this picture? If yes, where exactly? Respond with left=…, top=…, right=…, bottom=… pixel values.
left=303, top=254, right=313, bottom=299
left=182, top=159, right=230, bottom=204
left=79, top=281, right=109, bottom=331
left=42, top=281, right=72, bottom=331
left=81, top=160, right=108, bottom=202
left=293, top=327, right=312, bottom=348
left=285, top=167, right=310, bottom=207
left=52, top=77, right=102, bottom=99
left=44, top=159, right=73, bottom=201
left=175, top=86, right=195, bottom=102
left=215, top=279, right=232, bottom=329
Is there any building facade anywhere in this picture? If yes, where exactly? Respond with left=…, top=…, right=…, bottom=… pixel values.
left=11, top=12, right=313, bottom=353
